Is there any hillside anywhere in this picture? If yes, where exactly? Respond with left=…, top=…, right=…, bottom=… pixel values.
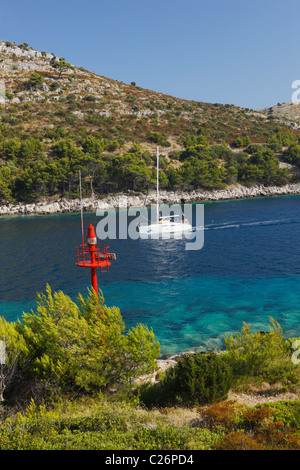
left=0, top=41, right=294, bottom=147
left=259, top=102, right=300, bottom=128
left=1, top=40, right=300, bottom=203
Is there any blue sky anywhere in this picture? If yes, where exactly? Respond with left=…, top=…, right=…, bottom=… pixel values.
left=1, top=0, right=300, bottom=109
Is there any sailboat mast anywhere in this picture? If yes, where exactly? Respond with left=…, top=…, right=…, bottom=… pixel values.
left=79, top=170, right=85, bottom=262
left=156, top=146, right=159, bottom=223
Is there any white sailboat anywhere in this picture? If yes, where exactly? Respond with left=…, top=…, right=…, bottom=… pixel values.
left=138, top=147, right=192, bottom=236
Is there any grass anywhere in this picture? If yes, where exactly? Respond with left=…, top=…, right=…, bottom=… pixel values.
left=0, top=396, right=221, bottom=450
left=1, top=392, right=300, bottom=450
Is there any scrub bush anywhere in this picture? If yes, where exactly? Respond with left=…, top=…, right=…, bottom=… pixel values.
left=210, top=401, right=300, bottom=450
left=201, top=400, right=246, bottom=432
left=215, top=431, right=267, bottom=450
left=1, top=285, right=160, bottom=402
left=140, top=352, right=233, bottom=407
left=223, top=317, right=300, bottom=388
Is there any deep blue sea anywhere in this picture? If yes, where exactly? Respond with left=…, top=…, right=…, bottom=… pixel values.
left=0, top=195, right=299, bottom=355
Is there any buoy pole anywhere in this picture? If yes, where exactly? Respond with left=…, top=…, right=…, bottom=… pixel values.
left=87, top=224, right=98, bottom=296
left=91, top=266, right=98, bottom=294
left=79, top=170, right=85, bottom=263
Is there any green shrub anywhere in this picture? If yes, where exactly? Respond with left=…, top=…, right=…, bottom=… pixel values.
left=223, top=317, right=300, bottom=387
left=50, top=81, right=60, bottom=91
left=255, top=401, right=300, bottom=429
left=140, top=352, right=233, bottom=407
left=26, top=73, right=44, bottom=91
left=7, top=285, right=160, bottom=396
left=84, top=95, right=96, bottom=102
left=147, top=132, right=171, bottom=147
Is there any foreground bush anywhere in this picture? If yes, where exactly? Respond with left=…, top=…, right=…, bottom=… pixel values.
left=0, top=285, right=160, bottom=401
left=140, top=352, right=233, bottom=407
left=223, top=317, right=300, bottom=388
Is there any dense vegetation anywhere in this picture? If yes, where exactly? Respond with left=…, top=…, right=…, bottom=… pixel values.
left=0, top=124, right=299, bottom=203
left=0, top=287, right=300, bottom=450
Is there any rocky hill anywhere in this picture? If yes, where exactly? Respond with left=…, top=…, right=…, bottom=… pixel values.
left=0, top=40, right=295, bottom=150
left=258, top=102, right=300, bottom=129
left=0, top=40, right=300, bottom=204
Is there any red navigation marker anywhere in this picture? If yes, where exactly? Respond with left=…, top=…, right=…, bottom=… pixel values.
left=76, top=224, right=116, bottom=295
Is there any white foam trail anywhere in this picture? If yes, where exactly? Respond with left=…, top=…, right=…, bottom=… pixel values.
left=193, top=218, right=298, bottom=231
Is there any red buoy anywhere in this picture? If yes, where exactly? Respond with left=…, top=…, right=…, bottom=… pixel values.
left=76, top=224, right=116, bottom=295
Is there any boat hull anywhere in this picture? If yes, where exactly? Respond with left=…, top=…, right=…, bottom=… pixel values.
left=138, top=221, right=192, bottom=235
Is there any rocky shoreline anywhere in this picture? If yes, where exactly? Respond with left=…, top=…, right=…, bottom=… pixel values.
left=1, top=183, right=300, bottom=216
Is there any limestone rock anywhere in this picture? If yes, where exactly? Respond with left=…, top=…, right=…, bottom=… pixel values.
left=1, top=184, right=300, bottom=216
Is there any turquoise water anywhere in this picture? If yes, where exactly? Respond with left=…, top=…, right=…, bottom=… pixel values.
left=0, top=195, right=300, bottom=354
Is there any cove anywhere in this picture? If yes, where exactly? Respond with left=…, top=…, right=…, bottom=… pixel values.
left=0, top=195, right=299, bottom=355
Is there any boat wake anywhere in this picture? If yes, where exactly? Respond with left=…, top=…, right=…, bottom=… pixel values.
left=193, top=217, right=298, bottom=231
